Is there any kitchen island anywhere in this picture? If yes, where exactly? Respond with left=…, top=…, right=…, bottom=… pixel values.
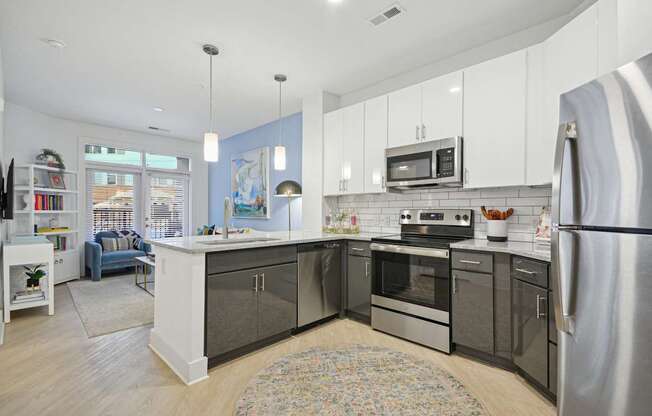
left=146, top=231, right=376, bottom=385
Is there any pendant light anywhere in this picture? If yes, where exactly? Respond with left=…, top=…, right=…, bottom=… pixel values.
left=203, top=44, right=220, bottom=162
left=274, top=74, right=287, bottom=171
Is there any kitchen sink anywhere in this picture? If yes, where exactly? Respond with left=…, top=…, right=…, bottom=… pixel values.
left=198, top=237, right=281, bottom=246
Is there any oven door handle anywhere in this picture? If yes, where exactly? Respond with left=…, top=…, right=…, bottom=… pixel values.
left=370, top=243, right=449, bottom=259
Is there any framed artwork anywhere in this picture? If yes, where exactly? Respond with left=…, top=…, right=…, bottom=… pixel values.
left=231, top=147, right=270, bottom=219
left=48, top=172, right=66, bottom=189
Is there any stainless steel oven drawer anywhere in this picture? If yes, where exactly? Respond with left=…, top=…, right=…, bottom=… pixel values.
left=372, top=306, right=450, bottom=353
left=452, top=251, right=493, bottom=274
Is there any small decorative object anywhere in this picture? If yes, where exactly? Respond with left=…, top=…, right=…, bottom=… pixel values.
left=535, top=207, right=551, bottom=245
left=274, top=180, right=302, bottom=234
left=35, top=148, right=66, bottom=170
left=22, top=193, right=33, bottom=210
left=48, top=172, right=66, bottom=189
left=48, top=217, right=59, bottom=228
left=481, top=206, right=514, bottom=242
left=24, top=264, right=46, bottom=291
left=231, top=147, right=270, bottom=218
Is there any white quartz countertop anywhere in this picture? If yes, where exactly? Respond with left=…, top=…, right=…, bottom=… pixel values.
left=146, top=230, right=381, bottom=254
left=450, top=239, right=551, bottom=262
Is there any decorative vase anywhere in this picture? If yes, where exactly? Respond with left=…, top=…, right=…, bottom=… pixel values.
left=486, top=220, right=508, bottom=242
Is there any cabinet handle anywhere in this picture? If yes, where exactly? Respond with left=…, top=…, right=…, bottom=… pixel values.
left=253, top=274, right=259, bottom=292
left=365, top=260, right=369, bottom=278
left=260, top=273, right=265, bottom=291
left=416, top=125, right=420, bottom=141
left=536, top=294, right=547, bottom=319
left=351, top=247, right=365, bottom=252
left=452, top=274, right=457, bottom=294
left=459, top=259, right=481, bottom=265
left=464, top=168, right=469, bottom=185
left=382, top=176, right=386, bottom=188
left=421, top=124, right=426, bottom=139
left=515, top=268, right=537, bottom=275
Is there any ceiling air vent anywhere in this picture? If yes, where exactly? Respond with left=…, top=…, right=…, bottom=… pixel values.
left=369, top=4, right=404, bottom=27
left=148, top=126, right=171, bottom=133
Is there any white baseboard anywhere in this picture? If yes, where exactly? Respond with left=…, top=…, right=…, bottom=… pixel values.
left=0, top=318, right=4, bottom=346
left=149, top=329, right=208, bottom=385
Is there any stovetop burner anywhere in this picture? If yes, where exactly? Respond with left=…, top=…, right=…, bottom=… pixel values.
left=371, top=208, right=475, bottom=248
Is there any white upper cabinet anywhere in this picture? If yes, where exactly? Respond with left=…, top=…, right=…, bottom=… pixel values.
left=540, top=5, right=598, bottom=183
left=387, top=71, right=464, bottom=148
left=364, top=95, right=388, bottom=193
left=323, top=109, right=343, bottom=196
left=617, top=0, right=652, bottom=66
left=421, top=71, right=463, bottom=141
left=341, top=103, right=365, bottom=194
left=525, top=43, right=547, bottom=185
left=323, top=103, right=365, bottom=195
left=387, top=84, right=421, bottom=147
left=464, top=50, right=527, bottom=189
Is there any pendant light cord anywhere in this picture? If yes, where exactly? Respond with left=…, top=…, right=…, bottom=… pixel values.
left=278, top=80, right=283, bottom=146
left=209, top=55, right=214, bottom=133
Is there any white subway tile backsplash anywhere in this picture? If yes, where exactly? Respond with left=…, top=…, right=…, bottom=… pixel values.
left=326, top=185, right=551, bottom=242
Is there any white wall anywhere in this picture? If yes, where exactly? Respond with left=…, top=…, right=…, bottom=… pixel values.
left=3, top=103, right=208, bottom=235
left=0, top=47, right=5, bottom=324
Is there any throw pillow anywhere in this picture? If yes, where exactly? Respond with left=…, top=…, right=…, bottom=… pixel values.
left=119, top=230, right=143, bottom=250
left=101, top=236, right=130, bottom=252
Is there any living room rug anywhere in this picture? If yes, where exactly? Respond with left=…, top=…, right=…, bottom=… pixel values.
left=67, top=275, right=154, bottom=338
left=235, top=345, right=487, bottom=416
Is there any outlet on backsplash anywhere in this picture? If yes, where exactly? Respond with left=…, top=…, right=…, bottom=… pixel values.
left=324, top=185, right=551, bottom=242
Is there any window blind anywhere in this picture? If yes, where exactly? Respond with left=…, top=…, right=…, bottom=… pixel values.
left=86, top=170, right=140, bottom=240
left=148, top=175, right=188, bottom=238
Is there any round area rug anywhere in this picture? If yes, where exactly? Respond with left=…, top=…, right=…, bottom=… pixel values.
left=235, top=345, right=487, bottom=416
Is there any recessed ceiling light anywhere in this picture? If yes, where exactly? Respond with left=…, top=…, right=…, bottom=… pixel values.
left=328, top=0, right=343, bottom=3
left=449, top=86, right=461, bottom=93
left=41, top=38, right=66, bottom=49
left=153, top=107, right=164, bottom=112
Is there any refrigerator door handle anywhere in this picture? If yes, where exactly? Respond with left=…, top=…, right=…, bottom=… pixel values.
left=551, top=121, right=578, bottom=335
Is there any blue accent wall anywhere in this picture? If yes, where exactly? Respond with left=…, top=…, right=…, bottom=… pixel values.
left=208, top=112, right=302, bottom=231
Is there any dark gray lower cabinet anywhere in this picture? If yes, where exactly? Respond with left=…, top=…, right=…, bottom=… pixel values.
left=257, top=263, right=298, bottom=340
left=452, top=270, right=494, bottom=354
left=206, top=269, right=259, bottom=358
left=549, top=342, right=557, bottom=396
left=206, top=263, right=297, bottom=360
left=512, top=278, right=549, bottom=388
left=347, top=255, right=371, bottom=319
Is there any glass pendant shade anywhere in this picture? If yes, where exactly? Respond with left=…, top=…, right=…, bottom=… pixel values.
left=274, top=145, right=286, bottom=171
left=204, top=132, right=219, bottom=162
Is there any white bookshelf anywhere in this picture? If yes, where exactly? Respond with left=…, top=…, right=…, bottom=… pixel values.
left=12, top=164, right=81, bottom=284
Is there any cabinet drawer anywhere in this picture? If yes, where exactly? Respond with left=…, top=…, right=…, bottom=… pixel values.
left=511, top=256, right=548, bottom=288
left=452, top=251, right=493, bottom=274
left=348, top=241, right=371, bottom=257
left=206, top=245, right=297, bottom=275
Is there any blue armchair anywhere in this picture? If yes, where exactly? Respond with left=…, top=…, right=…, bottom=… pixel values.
left=85, top=231, right=151, bottom=281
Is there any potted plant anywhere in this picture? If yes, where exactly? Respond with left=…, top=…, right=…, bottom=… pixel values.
left=35, top=148, right=66, bottom=170
left=24, top=264, right=46, bottom=291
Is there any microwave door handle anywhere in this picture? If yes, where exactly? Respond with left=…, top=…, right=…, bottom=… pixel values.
left=551, top=121, right=578, bottom=335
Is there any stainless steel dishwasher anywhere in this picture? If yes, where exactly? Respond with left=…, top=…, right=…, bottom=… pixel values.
left=297, top=242, right=341, bottom=327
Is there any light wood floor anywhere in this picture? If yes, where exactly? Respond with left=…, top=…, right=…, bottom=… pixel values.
left=0, top=285, right=556, bottom=416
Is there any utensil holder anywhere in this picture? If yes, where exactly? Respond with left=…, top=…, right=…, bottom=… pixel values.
left=487, top=220, right=508, bottom=242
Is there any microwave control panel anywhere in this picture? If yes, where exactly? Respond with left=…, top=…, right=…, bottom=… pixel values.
left=436, top=147, right=455, bottom=178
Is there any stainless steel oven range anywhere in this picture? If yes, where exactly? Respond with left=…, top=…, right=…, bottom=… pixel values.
left=370, top=209, right=474, bottom=353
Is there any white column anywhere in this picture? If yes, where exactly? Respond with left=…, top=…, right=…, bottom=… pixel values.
left=301, top=91, right=339, bottom=232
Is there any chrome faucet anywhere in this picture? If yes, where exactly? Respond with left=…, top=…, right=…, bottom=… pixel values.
left=223, top=197, right=232, bottom=239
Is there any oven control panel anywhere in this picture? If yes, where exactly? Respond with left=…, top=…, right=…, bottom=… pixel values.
left=399, top=209, right=472, bottom=227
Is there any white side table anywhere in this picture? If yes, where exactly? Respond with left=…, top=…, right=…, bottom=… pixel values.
left=3, top=239, right=55, bottom=323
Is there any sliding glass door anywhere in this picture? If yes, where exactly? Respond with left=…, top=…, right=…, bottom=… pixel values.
left=144, top=173, right=189, bottom=239
left=86, top=170, right=141, bottom=240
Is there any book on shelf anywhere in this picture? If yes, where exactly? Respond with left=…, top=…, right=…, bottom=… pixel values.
left=34, top=193, right=64, bottom=211
left=49, top=235, right=68, bottom=250
left=13, top=290, right=45, bottom=303
left=36, top=226, right=71, bottom=234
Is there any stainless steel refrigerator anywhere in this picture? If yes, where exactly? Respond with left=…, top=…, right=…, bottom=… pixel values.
left=552, top=52, right=652, bottom=416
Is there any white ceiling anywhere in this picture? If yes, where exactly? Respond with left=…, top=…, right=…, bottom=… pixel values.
left=0, top=0, right=585, bottom=141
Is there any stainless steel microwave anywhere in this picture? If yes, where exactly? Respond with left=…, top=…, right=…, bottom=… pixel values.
left=385, top=137, right=463, bottom=190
